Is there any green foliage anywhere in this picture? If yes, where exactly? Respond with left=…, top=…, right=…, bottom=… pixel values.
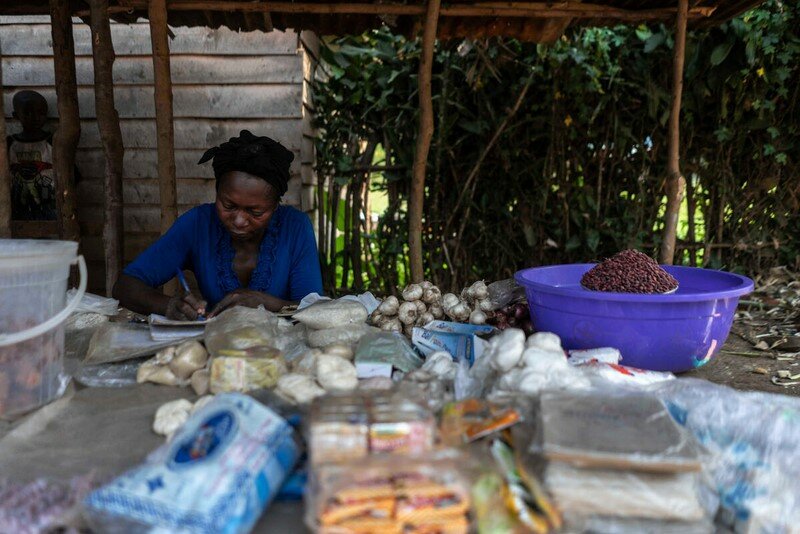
left=313, top=0, right=800, bottom=292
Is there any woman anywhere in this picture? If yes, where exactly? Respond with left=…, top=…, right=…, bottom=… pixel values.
left=113, top=131, right=323, bottom=319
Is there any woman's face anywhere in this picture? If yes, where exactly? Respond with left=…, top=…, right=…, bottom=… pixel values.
left=215, top=171, right=278, bottom=242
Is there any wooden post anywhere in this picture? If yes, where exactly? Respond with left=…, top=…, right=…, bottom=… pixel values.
left=0, top=47, right=10, bottom=238
left=148, top=0, right=178, bottom=235
left=408, top=0, right=440, bottom=283
left=659, top=0, right=688, bottom=265
left=90, top=0, right=125, bottom=295
left=50, top=0, right=81, bottom=244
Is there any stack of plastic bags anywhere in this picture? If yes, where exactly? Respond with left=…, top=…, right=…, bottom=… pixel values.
left=535, top=389, right=713, bottom=533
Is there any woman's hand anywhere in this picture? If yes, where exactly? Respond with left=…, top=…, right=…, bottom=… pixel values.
left=166, top=293, right=208, bottom=320
left=208, top=289, right=288, bottom=317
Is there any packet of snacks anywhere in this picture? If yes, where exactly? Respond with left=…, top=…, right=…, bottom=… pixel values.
left=306, top=449, right=479, bottom=534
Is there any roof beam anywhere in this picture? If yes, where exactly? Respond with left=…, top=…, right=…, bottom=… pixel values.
left=75, top=1, right=715, bottom=21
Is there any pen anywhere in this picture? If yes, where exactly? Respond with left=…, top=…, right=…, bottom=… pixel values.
left=176, top=269, right=205, bottom=320
left=176, top=268, right=192, bottom=294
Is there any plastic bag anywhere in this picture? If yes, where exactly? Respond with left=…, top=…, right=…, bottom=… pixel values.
left=204, top=306, right=306, bottom=358
left=0, top=474, right=97, bottom=533
left=545, top=463, right=706, bottom=521
left=298, top=291, right=380, bottom=315
left=67, top=289, right=119, bottom=316
left=655, top=378, right=800, bottom=533
left=84, top=393, right=300, bottom=534
left=292, top=299, right=368, bottom=330
left=400, top=370, right=453, bottom=412
left=487, top=278, right=526, bottom=310
left=209, top=348, right=288, bottom=394
left=535, top=389, right=701, bottom=472
left=574, top=361, right=676, bottom=387
left=306, top=449, right=475, bottom=533
left=354, top=331, right=423, bottom=373
left=74, top=359, right=145, bottom=388
left=563, top=515, right=713, bottom=534
left=307, top=390, right=435, bottom=466
left=440, top=398, right=520, bottom=445
left=83, top=323, right=181, bottom=365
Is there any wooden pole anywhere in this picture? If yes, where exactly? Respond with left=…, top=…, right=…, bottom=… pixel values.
left=50, top=0, right=82, bottom=244
left=90, top=0, right=125, bottom=295
left=408, top=0, right=440, bottom=283
left=660, top=0, right=688, bottom=265
left=148, top=0, right=178, bottom=236
left=0, top=47, right=10, bottom=238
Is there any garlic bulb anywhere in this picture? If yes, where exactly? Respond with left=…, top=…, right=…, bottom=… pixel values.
left=470, top=280, right=489, bottom=300
left=398, top=301, right=419, bottom=325
left=153, top=399, right=193, bottom=438
left=380, top=317, right=403, bottom=332
left=422, top=287, right=442, bottom=304
left=416, top=312, right=435, bottom=327
left=469, top=309, right=487, bottom=325
left=402, top=283, right=424, bottom=301
left=442, top=293, right=460, bottom=311
left=378, top=295, right=400, bottom=315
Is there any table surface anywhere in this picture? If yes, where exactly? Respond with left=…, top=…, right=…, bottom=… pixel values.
left=0, top=312, right=311, bottom=532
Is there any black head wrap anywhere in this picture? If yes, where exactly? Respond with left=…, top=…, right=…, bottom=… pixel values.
left=198, top=130, right=294, bottom=197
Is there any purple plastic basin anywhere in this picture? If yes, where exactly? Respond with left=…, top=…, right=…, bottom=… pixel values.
left=514, top=264, right=754, bottom=372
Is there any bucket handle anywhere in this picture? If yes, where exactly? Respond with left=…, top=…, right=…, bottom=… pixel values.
left=0, top=255, right=88, bottom=347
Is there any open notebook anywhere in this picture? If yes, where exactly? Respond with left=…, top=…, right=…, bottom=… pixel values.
left=148, top=314, right=206, bottom=341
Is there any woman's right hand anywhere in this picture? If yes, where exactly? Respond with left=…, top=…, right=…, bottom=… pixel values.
left=165, top=293, right=207, bottom=320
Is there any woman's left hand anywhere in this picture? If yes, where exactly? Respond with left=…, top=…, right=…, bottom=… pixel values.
left=208, top=289, right=287, bottom=317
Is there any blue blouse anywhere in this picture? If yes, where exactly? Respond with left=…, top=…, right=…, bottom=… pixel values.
left=123, top=203, right=323, bottom=308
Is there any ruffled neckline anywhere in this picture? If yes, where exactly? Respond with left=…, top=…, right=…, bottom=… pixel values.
left=215, top=205, right=286, bottom=295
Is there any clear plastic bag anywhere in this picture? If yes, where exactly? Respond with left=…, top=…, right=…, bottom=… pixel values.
left=655, top=378, right=800, bottom=533
left=354, top=331, right=423, bottom=373
left=545, top=463, right=707, bottom=522
left=83, top=323, right=181, bottom=365
left=307, top=390, right=435, bottom=467
left=209, top=348, right=288, bottom=394
left=66, top=289, right=119, bottom=316
left=535, top=389, right=701, bottom=472
left=74, top=359, right=144, bottom=388
left=204, top=306, right=306, bottom=358
left=563, top=515, right=714, bottom=534
left=399, top=371, right=452, bottom=412
left=305, top=449, right=475, bottom=533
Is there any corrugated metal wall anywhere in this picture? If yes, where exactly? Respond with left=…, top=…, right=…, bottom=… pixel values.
left=1, top=16, right=314, bottom=293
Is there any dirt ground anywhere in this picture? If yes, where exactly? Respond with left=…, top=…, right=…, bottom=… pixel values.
left=686, top=326, right=800, bottom=396
left=684, top=267, right=800, bottom=396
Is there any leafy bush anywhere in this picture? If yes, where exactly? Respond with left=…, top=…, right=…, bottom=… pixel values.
left=312, top=0, right=800, bottom=292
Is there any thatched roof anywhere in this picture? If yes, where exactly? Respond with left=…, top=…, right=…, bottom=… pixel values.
left=3, top=0, right=764, bottom=42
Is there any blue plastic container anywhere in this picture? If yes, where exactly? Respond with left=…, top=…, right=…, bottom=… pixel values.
left=514, top=264, right=754, bottom=372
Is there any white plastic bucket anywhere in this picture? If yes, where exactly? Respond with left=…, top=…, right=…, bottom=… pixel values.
left=0, top=239, right=87, bottom=418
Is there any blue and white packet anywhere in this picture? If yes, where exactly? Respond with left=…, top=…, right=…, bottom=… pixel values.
left=421, top=320, right=494, bottom=336
left=84, top=393, right=299, bottom=534
left=412, top=323, right=490, bottom=367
